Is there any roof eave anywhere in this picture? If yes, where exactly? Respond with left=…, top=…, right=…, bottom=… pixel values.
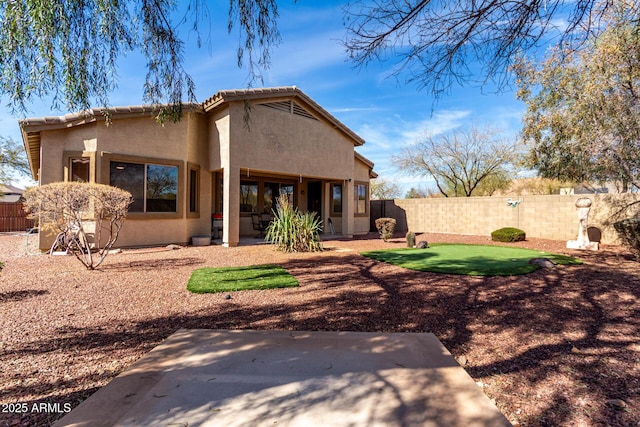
left=19, top=103, right=203, bottom=179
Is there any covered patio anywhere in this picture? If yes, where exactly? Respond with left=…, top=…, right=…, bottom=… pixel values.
left=211, top=169, right=367, bottom=246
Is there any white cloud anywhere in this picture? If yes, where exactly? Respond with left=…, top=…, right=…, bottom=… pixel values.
left=407, top=109, right=471, bottom=140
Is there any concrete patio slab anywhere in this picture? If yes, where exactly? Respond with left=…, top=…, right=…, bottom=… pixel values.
left=53, top=329, right=512, bottom=427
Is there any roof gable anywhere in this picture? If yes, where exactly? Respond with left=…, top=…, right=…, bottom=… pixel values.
left=202, top=86, right=365, bottom=146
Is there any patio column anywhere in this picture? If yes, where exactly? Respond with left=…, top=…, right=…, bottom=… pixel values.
left=222, top=166, right=240, bottom=247
left=341, top=179, right=354, bottom=238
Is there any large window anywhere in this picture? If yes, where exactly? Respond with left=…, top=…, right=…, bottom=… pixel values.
left=110, top=161, right=178, bottom=213
left=354, top=183, right=368, bottom=215
left=264, top=182, right=294, bottom=213
left=240, top=181, right=258, bottom=213
left=238, top=178, right=296, bottom=214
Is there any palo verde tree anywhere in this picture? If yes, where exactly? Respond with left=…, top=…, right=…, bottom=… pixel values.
left=515, top=1, right=640, bottom=193
left=0, top=0, right=281, bottom=122
left=392, top=125, right=518, bottom=197
left=23, top=182, right=133, bottom=270
left=343, top=1, right=623, bottom=96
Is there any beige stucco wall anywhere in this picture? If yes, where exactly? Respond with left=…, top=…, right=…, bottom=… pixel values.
left=39, top=125, right=99, bottom=184
left=209, top=108, right=228, bottom=170
left=227, top=102, right=355, bottom=179
left=210, top=100, right=369, bottom=243
left=387, top=194, right=640, bottom=245
left=37, top=113, right=213, bottom=249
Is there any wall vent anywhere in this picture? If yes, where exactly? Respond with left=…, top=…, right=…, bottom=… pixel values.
left=259, top=100, right=319, bottom=121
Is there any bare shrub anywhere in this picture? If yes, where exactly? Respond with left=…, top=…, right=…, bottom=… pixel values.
left=375, top=217, right=396, bottom=242
left=23, top=182, right=132, bottom=269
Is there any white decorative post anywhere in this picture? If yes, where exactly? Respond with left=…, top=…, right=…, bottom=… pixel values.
left=566, top=197, right=599, bottom=251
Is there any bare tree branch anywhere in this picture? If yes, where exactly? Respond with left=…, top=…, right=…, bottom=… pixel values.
left=343, top=0, right=615, bottom=96
left=392, top=125, right=519, bottom=197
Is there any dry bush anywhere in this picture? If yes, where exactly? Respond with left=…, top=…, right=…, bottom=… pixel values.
left=375, top=217, right=396, bottom=242
left=23, top=182, right=132, bottom=269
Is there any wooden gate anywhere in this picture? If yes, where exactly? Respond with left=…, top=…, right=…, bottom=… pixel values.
left=0, top=202, right=34, bottom=232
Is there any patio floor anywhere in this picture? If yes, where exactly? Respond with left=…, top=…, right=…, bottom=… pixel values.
left=52, top=329, right=512, bottom=427
left=212, top=233, right=352, bottom=247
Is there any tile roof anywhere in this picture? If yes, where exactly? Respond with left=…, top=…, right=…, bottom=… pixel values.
left=19, top=87, right=368, bottom=179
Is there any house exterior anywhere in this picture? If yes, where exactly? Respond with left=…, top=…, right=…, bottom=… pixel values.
left=20, top=86, right=376, bottom=248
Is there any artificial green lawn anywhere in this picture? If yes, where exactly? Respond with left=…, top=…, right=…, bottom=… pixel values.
left=187, top=264, right=299, bottom=293
left=361, top=243, right=582, bottom=276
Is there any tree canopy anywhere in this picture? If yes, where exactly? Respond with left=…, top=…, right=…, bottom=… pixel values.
left=0, top=0, right=629, bottom=122
left=0, top=0, right=281, bottom=122
left=370, top=177, right=401, bottom=200
left=515, top=2, right=640, bottom=192
left=0, top=137, right=30, bottom=185
left=392, top=125, right=518, bottom=197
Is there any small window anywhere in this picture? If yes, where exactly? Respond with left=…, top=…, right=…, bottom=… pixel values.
left=188, top=167, right=199, bottom=214
left=240, top=181, right=258, bottom=213
left=331, top=184, right=342, bottom=215
left=354, top=183, right=368, bottom=215
left=70, top=158, right=90, bottom=182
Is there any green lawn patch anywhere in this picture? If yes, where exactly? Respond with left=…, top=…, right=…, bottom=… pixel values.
left=187, top=264, right=299, bottom=293
left=361, top=243, right=582, bottom=276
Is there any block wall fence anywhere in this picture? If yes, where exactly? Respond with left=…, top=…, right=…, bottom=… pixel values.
left=370, top=194, right=640, bottom=245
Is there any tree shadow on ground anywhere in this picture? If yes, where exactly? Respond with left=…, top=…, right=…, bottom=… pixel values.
left=2, top=249, right=638, bottom=426
left=0, top=289, right=48, bottom=303
left=100, top=257, right=206, bottom=272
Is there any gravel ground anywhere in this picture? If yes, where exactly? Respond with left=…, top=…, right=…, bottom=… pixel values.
left=0, top=232, right=639, bottom=427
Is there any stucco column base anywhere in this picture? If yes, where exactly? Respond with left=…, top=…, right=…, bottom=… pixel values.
left=222, top=242, right=238, bottom=248
left=566, top=240, right=599, bottom=251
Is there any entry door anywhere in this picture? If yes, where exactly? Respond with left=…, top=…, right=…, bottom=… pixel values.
left=307, top=181, right=322, bottom=219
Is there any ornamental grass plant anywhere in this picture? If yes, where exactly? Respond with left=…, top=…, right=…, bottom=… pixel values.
left=265, top=194, right=323, bottom=252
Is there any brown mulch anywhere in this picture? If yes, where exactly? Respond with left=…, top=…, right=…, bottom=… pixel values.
left=0, top=232, right=638, bottom=427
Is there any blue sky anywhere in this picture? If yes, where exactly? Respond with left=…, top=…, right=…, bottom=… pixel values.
left=2, top=1, right=530, bottom=192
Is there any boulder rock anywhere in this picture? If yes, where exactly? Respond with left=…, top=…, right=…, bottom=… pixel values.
left=528, top=258, right=557, bottom=269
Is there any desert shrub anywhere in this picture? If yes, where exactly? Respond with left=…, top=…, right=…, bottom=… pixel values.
left=375, top=217, right=396, bottom=242
left=406, top=231, right=415, bottom=247
left=491, top=227, right=526, bottom=243
left=613, top=217, right=640, bottom=260
left=23, top=182, right=132, bottom=269
left=266, top=194, right=323, bottom=252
